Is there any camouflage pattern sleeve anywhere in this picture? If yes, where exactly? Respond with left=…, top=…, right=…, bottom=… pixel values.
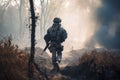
left=61, top=28, right=67, bottom=43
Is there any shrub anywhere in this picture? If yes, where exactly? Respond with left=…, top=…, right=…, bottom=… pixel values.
left=0, top=37, right=29, bottom=80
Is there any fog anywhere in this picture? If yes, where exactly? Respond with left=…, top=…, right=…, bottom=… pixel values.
left=0, top=0, right=120, bottom=51
left=58, top=0, right=102, bottom=50
left=94, top=0, right=120, bottom=49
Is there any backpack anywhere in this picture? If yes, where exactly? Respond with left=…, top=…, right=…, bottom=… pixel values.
left=45, top=24, right=67, bottom=43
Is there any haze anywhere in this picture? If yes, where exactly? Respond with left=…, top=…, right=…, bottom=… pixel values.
left=0, top=0, right=120, bottom=51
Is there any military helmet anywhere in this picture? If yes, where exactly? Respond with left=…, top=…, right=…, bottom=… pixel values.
left=53, top=17, right=61, bottom=23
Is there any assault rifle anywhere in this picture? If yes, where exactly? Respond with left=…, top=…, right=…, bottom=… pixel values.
left=41, top=43, right=49, bottom=55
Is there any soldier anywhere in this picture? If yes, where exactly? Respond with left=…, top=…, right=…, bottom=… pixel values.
left=44, top=17, right=67, bottom=71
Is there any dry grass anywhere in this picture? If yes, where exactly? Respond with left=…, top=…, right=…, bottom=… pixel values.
left=78, top=49, right=120, bottom=80
left=0, top=37, right=29, bottom=80
left=1, top=36, right=120, bottom=80
left=60, top=49, right=120, bottom=80
left=79, top=49, right=120, bottom=69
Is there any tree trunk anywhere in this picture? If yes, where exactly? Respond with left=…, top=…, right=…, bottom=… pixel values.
left=28, top=0, right=36, bottom=79
left=28, top=0, right=48, bottom=80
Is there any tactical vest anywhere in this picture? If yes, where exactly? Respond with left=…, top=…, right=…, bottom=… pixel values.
left=48, top=25, right=67, bottom=43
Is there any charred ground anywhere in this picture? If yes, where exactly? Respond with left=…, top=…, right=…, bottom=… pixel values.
left=0, top=38, right=120, bottom=80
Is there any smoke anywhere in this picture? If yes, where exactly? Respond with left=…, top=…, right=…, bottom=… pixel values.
left=20, top=0, right=102, bottom=50
left=0, top=1, right=30, bottom=48
left=0, top=0, right=119, bottom=50
left=57, top=0, right=102, bottom=50
left=93, top=0, right=120, bottom=49
left=0, top=6, right=19, bottom=38
left=58, top=0, right=120, bottom=50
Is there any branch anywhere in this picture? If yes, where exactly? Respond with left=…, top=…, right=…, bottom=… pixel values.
left=4, top=0, right=12, bottom=8
left=13, top=0, right=19, bottom=8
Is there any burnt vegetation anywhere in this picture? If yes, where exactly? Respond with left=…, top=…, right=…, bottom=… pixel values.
left=0, top=37, right=120, bottom=80
left=61, top=49, right=120, bottom=80
left=0, top=37, right=40, bottom=80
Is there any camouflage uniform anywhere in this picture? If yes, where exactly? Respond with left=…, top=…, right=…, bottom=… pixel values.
left=44, top=17, right=67, bottom=66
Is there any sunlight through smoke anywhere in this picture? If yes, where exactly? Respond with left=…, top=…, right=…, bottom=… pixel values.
left=65, top=1, right=70, bottom=8
left=0, top=0, right=104, bottom=51
left=57, top=0, right=102, bottom=50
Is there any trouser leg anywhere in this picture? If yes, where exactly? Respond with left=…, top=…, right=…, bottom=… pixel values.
left=56, top=45, right=63, bottom=63
left=51, top=50, right=60, bottom=71
left=57, top=52, right=62, bottom=63
left=52, top=50, right=56, bottom=65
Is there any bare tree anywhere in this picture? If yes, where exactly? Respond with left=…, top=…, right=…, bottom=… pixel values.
left=0, top=0, right=68, bottom=79
left=28, top=0, right=36, bottom=79
left=28, top=0, right=48, bottom=79
left=38, top=0, right=64, bottom=37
